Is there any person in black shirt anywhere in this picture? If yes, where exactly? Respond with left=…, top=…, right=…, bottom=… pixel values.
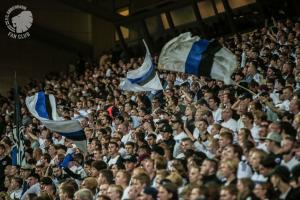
left=0, top=143, right=12, bottom=191
left=160, top=124, right=175, bottom=152
left=270, top=165, right=300, bottom=200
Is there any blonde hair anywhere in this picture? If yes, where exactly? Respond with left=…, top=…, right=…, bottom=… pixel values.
left=166, top=172, right=183, bottom=187
left=221, top=159, right=238, bottom=172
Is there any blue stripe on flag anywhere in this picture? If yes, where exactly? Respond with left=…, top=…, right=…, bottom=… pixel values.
left=35, top=92, right=49, bottom=119
left=185, top=39, right=209, bottom=76
left=128, top=64, right=155, bottom=84
left=59, top=130, right=86, bottom=141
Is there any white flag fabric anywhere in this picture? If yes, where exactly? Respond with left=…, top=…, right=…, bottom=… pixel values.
left=158, top=32, right=237, bottom=84
left=120, top=40, right=163, bottom=92
left=26, top=92, right=87, bottom=151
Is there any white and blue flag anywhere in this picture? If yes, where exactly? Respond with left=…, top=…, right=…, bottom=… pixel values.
left=120, top=40, right=163, bottom=92
left=26, top=91, right=87, bottom=151
left=158, top=32, right=237, bottom=84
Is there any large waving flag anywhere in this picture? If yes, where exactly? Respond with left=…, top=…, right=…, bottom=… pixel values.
left=158, top=32, right=237, bottom=84
left=120, top=40, right=163, bottom=92
left=26, top=92, right=86, bottom=151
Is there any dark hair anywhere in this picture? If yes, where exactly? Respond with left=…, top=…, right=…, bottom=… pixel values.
left=99, top=169, right=114, bottom=184
left=160, top=182, right=178, bottom=200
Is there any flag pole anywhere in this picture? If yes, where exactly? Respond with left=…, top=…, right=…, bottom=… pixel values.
left=14, top=71, right=21, bottom=165
left=235, top=83, right=257, bottom=96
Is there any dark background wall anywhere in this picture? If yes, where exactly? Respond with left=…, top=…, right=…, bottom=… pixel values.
left=0, top=0, right=115, bottom=95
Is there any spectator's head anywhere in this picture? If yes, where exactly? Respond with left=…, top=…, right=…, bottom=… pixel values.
left=188, top=165, right=201, bottom=184
left=131, top=173, right=151, bottom=194
left=115, top=169, right=130, bottom=188
left=139, top=187, right=158, bottom=200
left=10, top=176, right=23, bottom=190
left=265, top=132, right=282, bottom=153
left=59, top=182, right=76, bottom=200
left=219, top=159, right=238, bottom=179
left=106, top=184, right=123, bottom=200
left=97, top=169, right=113, bottom=185
left=74, top=189, right=93, bottom=200
left=123, top=155, right=138, bottom=172
left=91, top=160, right=107, bottom=178
left=108, top=141, right=119, bottom=156
left=219, top=132, right=233, bottom=148
left=270, top=165, right=291, bottom=188
left=157, top=182, right=178, bottom=200
left=81, top=177, right=98, bottom=195
left=201, top=158, right=218, bottom=177
left=27, top=173, right=39, bottom=187
left=220, top=185, right=237, bottom=200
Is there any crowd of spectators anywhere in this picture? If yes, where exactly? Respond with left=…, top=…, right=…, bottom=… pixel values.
left=1, top=17, right=300, bottom=200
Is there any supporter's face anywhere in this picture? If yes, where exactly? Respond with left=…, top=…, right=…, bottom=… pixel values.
left=198, top=121, right=207, bottom=132
left=219, top=136, right=230, bottom=148
left=157, top=186, right=171, bottom=200
left=222, top=146, right=235, bottom=159
left=10, top=179, right=19, bottom=190
left=27, top=177, right=37, bottom=187
left=161, top=132, right=171, bottom=140
left=53, top=167, right=62, bottom=177
left=221, top=109, right=232, bottom=120
left=125, top=161, right=135, bottom=171
left=185, top=107, right=192, bottom=116
left=131, top=179, right=144, bottom=193
left=4, top=165, right=11, bottom=176
left=125, top=145, right=134, bottom=155
left=200, top=160, right=210, bottom=175
left=48, top=145, right=56, bottom=156
left=253, top=184, right=267, bottom=199
left=249, top=152, right=261, bottom=170
left=98, top=183, right=109, bottom=195
left=219, top=163, right=231, bottom=178
left=220, top=189, right=234, bottom=200
left=189, top=167, right=200, bottom=183
left=35, top=167, right=43, bottom=177
left=181, top=141, right=192, bottom=152
left=190, top=188, right=200, bottom=200
left=108, top=144, right=118, bottom=155
left=268, top=123, right=281, bottom=134
left=115, top=172, right=125, bottom=185
left=147, top=136, right=156, bottom=146
left=144, top=160, right=154, bottom=173
left=91, top=167, right=99, bottom=177
left=93, top=150, right=101, bottom=160
left=270, top=175, right=280, bottom=188
left=20, top=169, right=31, bottom=179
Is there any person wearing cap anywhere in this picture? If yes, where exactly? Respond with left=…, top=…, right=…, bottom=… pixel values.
left=265, top=132, right=283, bottom=164
left=138, top=186, right=158, bottom=200
left=150, top=145, right=165, bottom=159
left=270, top=165, right=300, bottom=199
left=123, top=155, right=138, bottom=172
left=160, top=124, right=175, bottom=152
